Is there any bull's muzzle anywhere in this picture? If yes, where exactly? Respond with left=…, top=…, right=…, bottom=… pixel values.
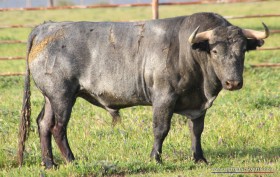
left=224, top=80, right=243, bottom=91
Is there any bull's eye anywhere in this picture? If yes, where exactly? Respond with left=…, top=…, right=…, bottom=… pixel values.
left=212, top=49, right=218, bottom=55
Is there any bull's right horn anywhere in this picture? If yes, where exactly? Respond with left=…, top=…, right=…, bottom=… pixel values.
left=188, top=26, right=212, bottom=44
left=242, top=22, right=270, bottom=39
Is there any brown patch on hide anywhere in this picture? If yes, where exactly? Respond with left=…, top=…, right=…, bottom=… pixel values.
left=28, top=29, right=64, bottom=63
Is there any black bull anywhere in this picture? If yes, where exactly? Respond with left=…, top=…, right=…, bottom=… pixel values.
left=18, top=12, right=269, bottom=168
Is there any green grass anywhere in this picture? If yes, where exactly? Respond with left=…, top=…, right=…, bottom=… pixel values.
left=0, top=1, right=279, bottom=176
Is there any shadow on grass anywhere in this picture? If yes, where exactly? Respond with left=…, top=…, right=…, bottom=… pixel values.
left=82, top=160, right=197, bottom=177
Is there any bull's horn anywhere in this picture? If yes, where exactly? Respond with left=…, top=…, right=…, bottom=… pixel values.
left=242, top=22, right=269, bottom=39
left=188, top=26, right=200, bottom=44
left=188, top=26, right=212, bottom=44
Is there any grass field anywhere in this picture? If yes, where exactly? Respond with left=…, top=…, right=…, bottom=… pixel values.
left=0, top=1, right=279, bottom=176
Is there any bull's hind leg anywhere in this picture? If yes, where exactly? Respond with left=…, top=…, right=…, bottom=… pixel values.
left=49, top=93, right=76, bottom=164
left=37, top=96, right=56, bottom=169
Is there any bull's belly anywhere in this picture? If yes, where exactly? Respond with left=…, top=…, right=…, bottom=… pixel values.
left=78, top=88, right=151, bottom=110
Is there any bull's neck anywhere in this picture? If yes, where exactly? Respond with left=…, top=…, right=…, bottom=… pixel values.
left=204, top=55, right=223, bottom=98
left=197, top=50, right=222, bottom=98
left=180, top=49, right=222, bottom=99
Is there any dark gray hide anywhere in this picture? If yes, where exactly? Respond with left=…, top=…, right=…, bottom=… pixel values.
left=18, top=12, right=267, bottom=168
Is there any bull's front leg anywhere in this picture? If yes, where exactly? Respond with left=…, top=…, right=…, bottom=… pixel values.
left=150, top=94, right=176, bottom=163
left=188, top=113, right=208, bottom=164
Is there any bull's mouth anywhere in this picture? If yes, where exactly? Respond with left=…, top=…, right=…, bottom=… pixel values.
left=223, top=80, right=243, bottom=91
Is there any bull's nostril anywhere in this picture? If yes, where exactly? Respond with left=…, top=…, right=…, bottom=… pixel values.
left=225, top=81, right=231, bottom=87
left=225, top=80, right=242, bottom=90
left=237, top=82, right=241, bottom=87
left=237, top=81, right=243, bottom=88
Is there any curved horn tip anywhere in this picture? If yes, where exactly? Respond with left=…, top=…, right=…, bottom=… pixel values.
left=193, top=26, right=200, bottom=37
left=262, top=22, right=270, bottom=38
left=188, top=26, right=200, bottom=44
left=194, top=26, right=200, bottom=32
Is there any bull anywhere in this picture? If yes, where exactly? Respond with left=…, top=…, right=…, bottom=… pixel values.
left=18, top=12, right=269, bottom=168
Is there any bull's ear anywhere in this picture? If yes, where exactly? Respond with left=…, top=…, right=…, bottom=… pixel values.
left=246, top=39, right=264, bottom=51
left=192, top=41, right=210, bottom=53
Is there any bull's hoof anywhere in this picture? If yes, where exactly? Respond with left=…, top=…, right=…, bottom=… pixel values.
left=194, top=157, right=208, bottom=164
left=150, top=150, right=162, bottom=164
left=193, top=152, right=208, bottom=164
left=41, top=161, right=58, bottom=169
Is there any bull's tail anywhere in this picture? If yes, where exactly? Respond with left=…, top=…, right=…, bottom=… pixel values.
left=18, top=31, right=36, bottom=167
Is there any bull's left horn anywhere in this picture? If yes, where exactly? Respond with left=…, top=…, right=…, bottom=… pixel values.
left=242, top=22, right=269, bottom=39
left=188, top=26, right=212, bottom=44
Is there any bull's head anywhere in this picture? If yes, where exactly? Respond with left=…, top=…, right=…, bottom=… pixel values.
left=188, top=23, right=269, bottom=91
